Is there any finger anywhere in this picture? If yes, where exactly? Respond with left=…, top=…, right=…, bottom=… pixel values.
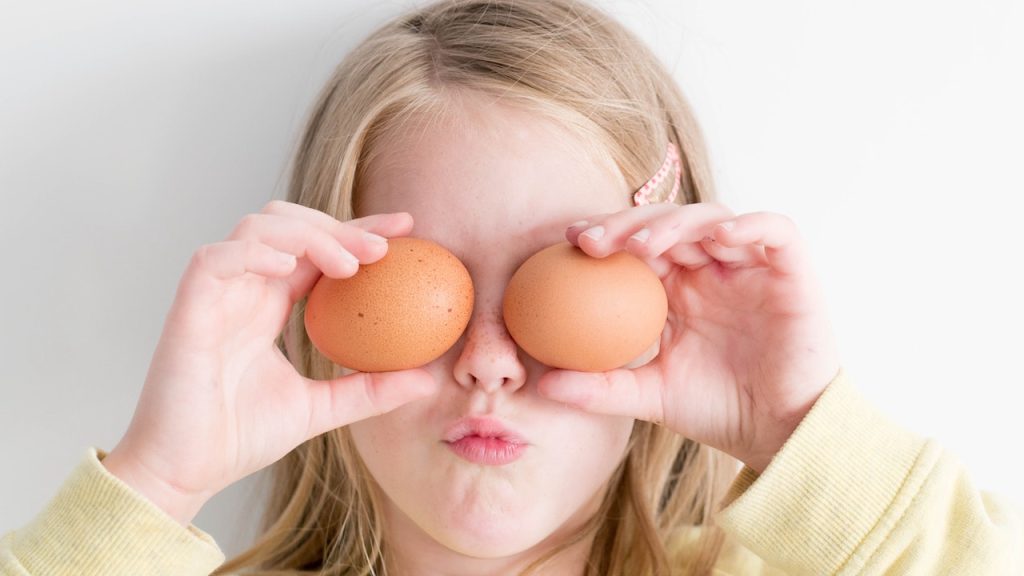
left=228, top=213, right=373, bottom=302
left=618, top=202, right=735, bottom=260
left=191, top=240, right=297, bottom=281
left=261, top=200, right=415, bottom=265
left=228, top=214, right=364, bottom=278
left=699, top=236, right=769, bottom=269
left=711, top=212, right=808, bottom=275
left=304, top=369, right=439, bottom=437
left=537, top=365, right=667, bottom=425
left=348, top=211, right=415, bottom=237
left=661, top=242, right=715, bottom=270
left=564, top=213, right=612, bottom=245
left=564, top=205, right=683, bottom=248
left=261, top=200, right=414, bottom=248
left=571, top=204, right=682, bottom=258
left=565, top=204, right=684, bottom=248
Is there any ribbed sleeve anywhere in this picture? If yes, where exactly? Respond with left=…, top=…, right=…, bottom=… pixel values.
left=715, top=369, right=1024, bottom=575
left=1, top=447, right=225, bottom=576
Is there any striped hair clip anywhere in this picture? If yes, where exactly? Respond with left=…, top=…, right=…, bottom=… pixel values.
left=633, top=142, right=681, bottom=206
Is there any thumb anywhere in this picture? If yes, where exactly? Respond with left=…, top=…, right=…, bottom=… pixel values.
left=305, top=368, right=438, bottom=438
left=537, top=364, right=667, bottom=425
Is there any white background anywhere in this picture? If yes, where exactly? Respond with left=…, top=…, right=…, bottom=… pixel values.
left=2, top=0, right=1022, bottom=558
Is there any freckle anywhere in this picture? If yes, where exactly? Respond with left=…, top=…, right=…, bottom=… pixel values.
left=357, top=312, right=364, bottom=318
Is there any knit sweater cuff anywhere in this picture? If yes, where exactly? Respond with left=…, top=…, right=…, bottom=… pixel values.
left=7, top=447, right=225, bottom=575
left=715, top=369, right=940, bottom=575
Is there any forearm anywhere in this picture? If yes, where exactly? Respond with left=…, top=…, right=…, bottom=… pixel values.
left=1, top=448, right=224, bottom=576
left=716, top=371, right=1024, bottom=575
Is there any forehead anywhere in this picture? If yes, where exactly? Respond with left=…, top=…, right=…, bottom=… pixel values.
left=355, top=94, right=630, bottom=263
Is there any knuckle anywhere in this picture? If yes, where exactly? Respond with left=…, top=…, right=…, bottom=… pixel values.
left=774, top=213, right=800, bottom=236
left=191, top=243, right=214, bottom=266
left=774, top=212, right=795, bottom=226
left=362, top=373, right=386, bottom=416
left=701, top=201, right=732, bottom=216
left=262, top=199, right=289, bottom=213
left=229, top=214, right=263, bottom=239
left=240, top=239, right=261, bottom=259
left=238, top=213, right=263, bottom=232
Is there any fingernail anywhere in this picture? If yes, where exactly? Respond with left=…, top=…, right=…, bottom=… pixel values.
left=341, top=250, right=360, bottom=266
left=581, top=226, right=605, bottom=241
left=363, top=232, right=387, bottom=245
left=629, top=228, right=651, bottom=244
left=717, top=220, right=735, bottom=232
left=568, top=220, right=590, bottom=230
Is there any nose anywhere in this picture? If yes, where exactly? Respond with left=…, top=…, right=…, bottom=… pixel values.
left=452, top=306, right=527, bottom=394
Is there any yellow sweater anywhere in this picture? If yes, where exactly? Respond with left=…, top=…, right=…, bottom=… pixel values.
left=2, top=371, right=1021, bottom=575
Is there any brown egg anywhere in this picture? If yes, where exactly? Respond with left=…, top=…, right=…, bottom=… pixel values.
left=304, top=237, right=474, bottom=372
left=502, top=242, right=667, bottom=372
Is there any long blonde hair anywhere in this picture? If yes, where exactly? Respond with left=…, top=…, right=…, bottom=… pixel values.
left=215, top=1, right=736, bottom=574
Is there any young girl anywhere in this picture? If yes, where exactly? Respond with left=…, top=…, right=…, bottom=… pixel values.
left=2, top=0, right=1020, bottom=574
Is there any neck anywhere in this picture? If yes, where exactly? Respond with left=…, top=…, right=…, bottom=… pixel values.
left=386, top=530, right=595, bottom=576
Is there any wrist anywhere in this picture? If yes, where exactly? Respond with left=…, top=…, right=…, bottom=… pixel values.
left=738, top=407, right=813, bottom=474
left=740, top=429, right=796, bottom=474
left=101, top=449, right=210, bottom=527
left=739, top=369, right=840, bottom=473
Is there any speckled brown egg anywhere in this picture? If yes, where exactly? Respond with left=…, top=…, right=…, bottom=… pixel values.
left=502, top=242, right=667, bottom=372
left=304, top=237, right=474, bottom=372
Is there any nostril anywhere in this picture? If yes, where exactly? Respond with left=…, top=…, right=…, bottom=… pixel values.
left=453, top=340, right=527, bottom=393
left=476, top=377, right=507, bottom=394
left=452, top=304, right=527, bottom=392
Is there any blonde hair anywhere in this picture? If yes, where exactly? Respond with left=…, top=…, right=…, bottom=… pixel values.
left=214, top=1, right=737, bottom=574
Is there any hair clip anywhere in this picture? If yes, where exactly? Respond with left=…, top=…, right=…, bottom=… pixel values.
left=633, top=142, right=681, bottom=206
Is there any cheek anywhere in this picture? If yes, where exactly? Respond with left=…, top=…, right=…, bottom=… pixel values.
left=347, top=402, right=429, bottom=488
left=555, top=414, right=635, bottom=482
left=524, top=409, right=635, bottom=522
left=348, top=416, right=398, bottom=479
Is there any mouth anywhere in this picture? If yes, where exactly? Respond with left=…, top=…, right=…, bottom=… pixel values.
left=442, top=417, right=527, bottom=466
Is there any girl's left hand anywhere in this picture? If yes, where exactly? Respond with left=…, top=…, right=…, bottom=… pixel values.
left=538, top=202, right=841, bottom=472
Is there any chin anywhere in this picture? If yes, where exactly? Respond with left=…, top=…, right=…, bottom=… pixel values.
left=433, top=525, right=546, bottom=559
left=423, top=496, right=585, bottom=557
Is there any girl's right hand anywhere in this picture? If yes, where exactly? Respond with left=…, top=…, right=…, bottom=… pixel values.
left=102, top=201, right=438, bottom=526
